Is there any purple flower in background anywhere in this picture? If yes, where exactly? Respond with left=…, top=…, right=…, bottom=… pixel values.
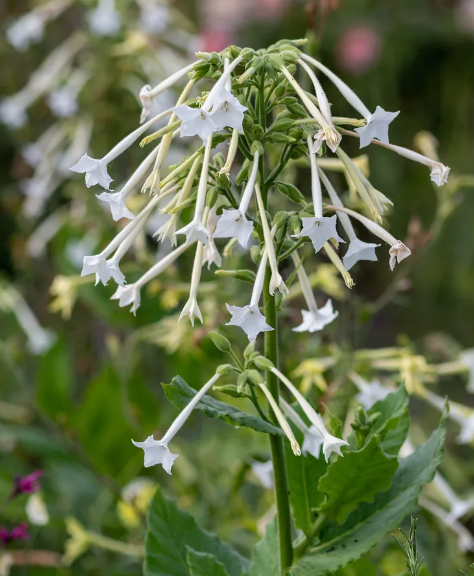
left=12, top=470, right=43, bottom=498
left=0, top=523, right=29, bottom=545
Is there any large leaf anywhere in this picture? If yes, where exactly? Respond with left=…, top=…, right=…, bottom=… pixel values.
left=289, top=420, right=445, bottom=576
left=285, top=441, right=327, bottom=534
left=145, top=486, right=249, bottom=576
left=162, top=376, right=283, bottom=436
left=249, top=519, right=280, bottom=576
left=186, top=548, right=231, bottom=576
left=317, top=436, right=399, bottom=523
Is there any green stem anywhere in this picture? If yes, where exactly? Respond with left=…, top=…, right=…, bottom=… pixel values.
left=88, top=531, right=144, bottom=558
left=278, top=237, right=307, bottom=263
left=293, top=512, right=328, bottom=560
left=249, top=385, right=270, bottom=422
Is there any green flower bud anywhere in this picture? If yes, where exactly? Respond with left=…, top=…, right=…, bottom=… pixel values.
left=217, top=171, right=231, bottom=188
left=266, top=53, right=283, bottom=70
left=250, top=245, right=261, bottom=264
left=253, top=356, right=275, bottom=371
left=250, top=140, right=264, bottom=156
left=272, top=211, right=289, bottom=229
left=243, top=341, right=255, bottom=360
left=287, top=102, right=307, bottom=118
left=249, top=124, right=264, bottom=142
left=227, top=45, right=242, bottom=58
left=239, top=48, right=256, bottom=63
left=236, top=159, right=250, bottom=185
left=274, top=181, right=306, bottom=205
left=286, top=63, right=297, bottom=75
left=268, top=117, right=295, bottom=133
left=280, top=50, right=299, bottom=64
left=215, top=269, right=256, bottom=283
left=213, top=384, right=242, bottom=398
left=246, top=369, right=264, bottom=386
left=243, top=114, right=254, bottom=132
left=274, top=83, right=287, bottom=97
left=288, top=214, right=301, bottom=234
left=206, top=186, right=219, bottom=208
left=265, top=132, right=296, bottom=144
left=237, top=372, right=248, bottom=394
left=216, top=363, right=235, bottom=375
left=209, top=332, right=232, bottom=353
left=249, top=351, right=261, bottom=361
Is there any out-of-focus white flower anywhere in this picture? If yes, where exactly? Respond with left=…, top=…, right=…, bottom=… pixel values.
left=26, top=493, right=49, bottom=526
left=460, top=349, right=474, bottom=393
left=349, top=372, right=390, bottom=409
left=0, top=98, right=28, bottom=129
left=96, top=191, right=136, bottom=221
left=89, top=0, right=121, bottom=36
left=139, top=1, right=170, bottom=34
left=0, top=553, right=13, bottom=576
left=250, top=460, right=274, bottom=489
left=7, top=12, right=45, bottom=51
left=433, top=473, right=474, bottom=523
left=422, top=389, right=474, bottom=446
left=133, top=373, right=221, bottom=473
left=26, top=209, right=68, bottom=259
left=47, top=69, right=89, bottom=118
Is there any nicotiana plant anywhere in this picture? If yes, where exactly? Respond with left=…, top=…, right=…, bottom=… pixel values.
left=65, top=38, right=454, bottom=575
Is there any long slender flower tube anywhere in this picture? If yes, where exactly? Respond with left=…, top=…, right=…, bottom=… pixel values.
left=293, top=136, right=344, bottom=254
left=70, top=107, right=173, bottom=190
left=256, top=382, right=301, bottom=456
left=318, top=167, right=379, bottom=270
left=218, top=128, right=239, bottom=177
left=300, top=53, right=400, bottom=149
left=226, top=242, right=274, bottom=342
left=269, top=365, right=348, bottom=462
left=255, top=184, right=288, bottom=295
left=140, top=62, right=196, bottom=123
left=291, top=251, right=338, bottom=333
left=175, top=135, right=213, bottom=245
left=133, top=373, right=221, bottom=473
left=280, top=398, right=323, bottom=458
left=202, top=207, right=222, bottom=269
left=325, top=205, right=411, bottom=270
left=156, top=155, right=202, bottom=245
left=213, top=149, right=259, bottom=248
left=343, top=129, right=450, bottom=187
left=297, top=58, right=341, bottom=153
left=111, top=241, right=193, bottom=315
left=179, top=206, right=212, bottom=326
left=280, top=66, right=341, bottom=153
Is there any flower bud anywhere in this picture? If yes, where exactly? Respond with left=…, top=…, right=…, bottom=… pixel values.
left=243, top=114, right=254, bottom=132
left=217, top=171, right=231, bottom=188
left=250, top=140, right=264, bottom=156
left=206, top=186, right=219, bottom=208
left=272, top=211, right=289, bottom=229
left=249, top=124, right=264, bottom=142
left=243, top=341, right=255, bottom=360
left=288, top=214, right=301, bottom=234
left=265, top=132, right=296, bottom=144
left=213, top=384, right=242, bottom=398
left=227, top=45, right=242, bottom=59
left=253, top=356, right=275, bottom=371
left=268, top=117, right=296, bottom=133
left=287, top=102, right=307, bottom=118
left=237, top=372, right=248, bottom=394
left=266, top=54, right=283, bottom=70
left=274, top=83, right=287, bottom=97
left=216, top=363, right=235, bottom=375
left=239, top=48, right=256, bottom=63
left=280, top=50, right=299, bottom=64
left=236, top=159, right=250, bottom=185
left=215, top=269, right=256, bottom=283
left=246, top=369, right=264, bottom=386
left=209, top=332, right=232, bottom=352
left=274, top=182, right=306, bottom=206
left=250, top=245, right=261, bottom=264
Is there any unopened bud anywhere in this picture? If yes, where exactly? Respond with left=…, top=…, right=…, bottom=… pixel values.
left=236, top=159, right=250, bottom=185
left=247, top=369, right=264, bottom=386
left=272, top=211, right=289, bottom=229
left=250, top=141, right=264, bottom=156
left=243, top=342, right=255, bottom=360
left=215, top=269, right=256, bottom=283
left=237, top=372, right=248, bottom=394
left=216, top=363, right=235, bottom=375
left=253, top=356, right=275, bottom=371
left=209, top=332, right=232, bottom=352
left=249, top=124, right=264, bottom=142
left=206, top=186, right=219, bottom=208
left=288, top=214, right=301, bottom=235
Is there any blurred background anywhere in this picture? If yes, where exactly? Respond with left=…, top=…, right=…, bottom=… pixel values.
left=1, top=1, right=474, bottom=575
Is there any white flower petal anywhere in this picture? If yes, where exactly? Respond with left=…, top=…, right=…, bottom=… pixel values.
left=355, top=106, right=400, bottom=148
left=302, top=425, right=324, bottom=458
left=97, top=191, right=135, bottom=221
left=172, top=105, right=218, bottom=143
left=342, top=238, right=379, bottom=271
left=70, top=153, right=113, bottom=190
left=175, top=220, right=210, bottom=245
left=209, top=88, right=247, bottom=131
left=213, top=209, right=254, bottom=249
left=294, top=216, right=345, bottom=254
left=226, top=303, right=274, bottom=343
left=132, top=436, right=178, bottom=474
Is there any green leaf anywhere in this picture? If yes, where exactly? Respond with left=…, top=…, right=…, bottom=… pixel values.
left=289, top=420, right=445, bottom=576
left=249, top=519, right=280, bottom=576
left=286, top=442, right=327, bottom=534
left=186, top=548, right=230, bottom=576
left=145, top=486, right=249, bottom=576
left=162, top=376, right=283, bottom=437
left=317, top=436, right=399, bottom=523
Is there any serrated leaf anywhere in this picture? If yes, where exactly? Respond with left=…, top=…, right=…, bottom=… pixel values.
left=289, top=420, right=445, bottom=576
left=186, top=548, right=230, bottom=576
left=317, top=436, right=399, bottom=523
left=162, top=376, right=283, bottom=436
left=145, top=486, right=248, bottom=576
left=249, top=519, right=280, bottom=576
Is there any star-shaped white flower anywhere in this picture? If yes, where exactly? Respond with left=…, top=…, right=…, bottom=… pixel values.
left=111, top=284, right=142, bottom=315
left=355, top=106, right=400, bottom=148
left=294, top=216, right=344, bottom=254
left=47, top=88, right=78, bottom=118
left=293, top=299, right=338, bottom=333
left=179, top=297, right=203, bottom=327
left=131, top=435, right=178, bottom=475
left=389, top=241, right=411, bottom=271
left=226, top=303, right=274, bottom=343
left=175, top=220, right=210, bottom=245
left=322, top=434, right=348, bottom=462
left=105, top=260, right=125, bottom=286
left=302, top=425, right=324, bottom=458
left=213, top=209, right=254, bottom=249
left=139, top=2, right=170, bottom=34
left=81, top=254, right=123, bottom=286
left=430, top=164, right=450, bottom=187
left=89, top=2, right=121, bottom=37
left=312, top=128, right=342, bottom=154
left=209, top=88, right=248, bottom=132
left=172, top=105, right=218, bottom=143
left=343, top=238, right=380, bottom=271
left=96, top=191, right=135, bottom=221
left=70, top=153, right=113, bottom=189
left=202, top=238, right=222, bottom=269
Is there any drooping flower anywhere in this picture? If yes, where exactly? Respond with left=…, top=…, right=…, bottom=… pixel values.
left=213, top=149, right=259, bottom=248
left=7, top=12, right=45, bottom=51
left=202, top=208, right=222, bottom=269
left=281, top=399, right=323, bottom=458
left=96, top=191, right=136, bottom=221
left=271, top=367, right=348, bottom=462
left=326, top=205, right=411, bottom=270
left=300, top=54, right=400, bottom=149
left=133, top=373, right=222, bottom=474
left=349, top=372, right=390, bottom=409
left=291, top=251, right=338, bottom=333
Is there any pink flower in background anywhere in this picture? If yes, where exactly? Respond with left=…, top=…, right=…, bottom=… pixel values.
left=197, top=27, right=232, bottom=53
left=12, top=470, right=43, bottom=498
left=0, top=523, right=29, bottom=545
left=336, top=25, right=382, bottom=75
left=255, top=0, right=289, bottom=20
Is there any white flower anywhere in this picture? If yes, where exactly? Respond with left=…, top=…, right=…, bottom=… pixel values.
left=343, top=238, right=379, bottom=270
left=0, top=553, right=13, bottom=576
left=7, top=12, right=44, bottom=51
left=251, top=460, right=274, bottom=489
left=139, top=1, right=170, bottom=34
left=294, top=216, right=344, bottom=254
left=293, top=300, right=338, bottom=333
left=460, top=349, right=474, bottom=393
left=226, top=304, right=273, bottom=343
left=139, top=85, right=153, bottom=124
left=133, top=373, right=221, bottom=474
left=132, top=435, right=178, bottom=474
left=70, top=154, right=112, bottom=189
left=355, top=106, right=401, bottom=148
left=202, top=207, right=222, bottom=269
left=172, top=105, right=218, bottom=143
left=82, top=254, right=117, bottom=286
left=272, top=367, right=349, bottom=462
left=327, top=205, right=411, bottom=270
left=209, top=88, right=248, bottom=131
left=111, top=284, right=142, bottom=315
left=179, top=296, right=203, bottom=326
left=175, top=220, right=209, bottom=245
left=0, top=98, right=27, bottom=129
left=213, top=149, right=259, bottom=248
left=26, top=493, right=49, bottom=526
left=282, top=399, right=324, bottom=458
left=47, top=87, right=78, bottom=118
left=458, top=414, right=474, bottom=445
left=313, top=129, right=342, bottom=154
left=96, top=191, right=135, bottom=221
left=430, top=163, right=451, bottom=186
left=89, top=0, right=121, bottom=37
left=350, top=373, right=390, bottom=409
left=433, top=473, right=474, bottom=522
